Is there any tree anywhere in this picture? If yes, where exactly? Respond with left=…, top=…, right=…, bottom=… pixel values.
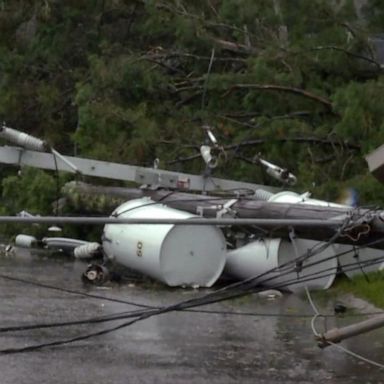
left=0, top=0, right=384, bottom=233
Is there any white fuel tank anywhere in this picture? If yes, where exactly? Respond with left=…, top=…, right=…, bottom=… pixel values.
left=225, top=238, right=338, bottom=291
left=102, top=198, right=226, bottom=287
left=269, top=191, right=383, bottom=278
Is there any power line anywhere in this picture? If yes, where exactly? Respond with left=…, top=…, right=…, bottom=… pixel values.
left=2, top=230, right=384, bottom=322
left=2, top=254, right=384, bottom=334
left=1, top=212, right=384, bottom=354
left=326, top=341, right=384, bottom=369
left=305, top=279, right=384, bottom=370
left=1, top=246, right=383, bottom=354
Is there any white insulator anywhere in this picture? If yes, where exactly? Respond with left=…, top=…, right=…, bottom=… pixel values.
left=0, top=126, right=47, bottom=152
left=15, top=234, right=37, bottom=248
left=74, top=242, right=101, bottom=259
left=253, top=189, right=274, bottom=201
left=200, top=145, right=218, bottom=168
left=258, top=157, right=297, bottom=185
left=207, top=129, right=218, bottom=146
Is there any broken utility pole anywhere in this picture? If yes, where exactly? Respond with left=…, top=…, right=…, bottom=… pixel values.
left=317, top=314, right=384, bottom=348
left=60, top=181, right=384, bottom=250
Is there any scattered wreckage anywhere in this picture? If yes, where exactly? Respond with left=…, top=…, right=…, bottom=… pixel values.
left=1, top=124, right=384, bottom=292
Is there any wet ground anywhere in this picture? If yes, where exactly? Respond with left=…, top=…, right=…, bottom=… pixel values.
left=0, top=249, right=383, bottom=384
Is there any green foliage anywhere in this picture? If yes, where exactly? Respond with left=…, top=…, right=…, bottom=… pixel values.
left=335, top=271, right=384, bottom=308
left=0, top=167, right=57, bottom=237
left=0, top=0, right=383, bottom=244
left=2, top=167, right=56, bottom=214
left=363, top=0, right=384, bottom=32
left=333, top=81, right=384, bottom=151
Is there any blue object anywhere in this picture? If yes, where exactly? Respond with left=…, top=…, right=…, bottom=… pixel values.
left=337, top=187, right=358, bottom=207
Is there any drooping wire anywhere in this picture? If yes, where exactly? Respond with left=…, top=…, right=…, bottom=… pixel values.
left=305, top=278, right=384, bottom=370
left=1, top=252, right=382, bottom=355
left=0, top=273, right=152, bottom=308
left=325, top=341, right=384, bottom=369
left=305, top=286, right=322, bottom=337
left=1, top=230, right=384, bottom=354
left=1, top=210, right=384, bottom=353
left=201, top=48, right=215, bottom=111
left=305, top=272, right=384, bottom=370
left=2, top=249, right=384, bottom=335
left=0, top=214, right=383, bottom=322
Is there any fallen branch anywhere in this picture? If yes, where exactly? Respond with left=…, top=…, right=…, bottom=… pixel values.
left=217, top=111, right=313, bottom=128
left=294, top=45, right=381, bottom=69
left=145, top=51, right=247, bottom=63
left=223, top=84, right=334, bottom=112
left=208, top=36, right=259, bottom=55
left=225, top=137, right=360, bottom=151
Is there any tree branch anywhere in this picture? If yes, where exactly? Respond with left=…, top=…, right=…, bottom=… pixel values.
left=145, top=50, right=247, bottom=63
left=207, top=36, right=259, bottom=55
left=295, top=45, right=381, bottom=70
left=225, top=137, right=360, bottom=151
left=223, top=84, right=335, bottom=112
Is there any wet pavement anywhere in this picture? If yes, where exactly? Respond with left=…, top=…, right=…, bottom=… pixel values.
left=0, top=249, right=383, bottom=384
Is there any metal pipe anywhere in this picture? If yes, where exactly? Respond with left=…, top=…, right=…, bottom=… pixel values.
left=317, top=314, right=384, bottom=348
left=0, top=216, right=346, bottom=226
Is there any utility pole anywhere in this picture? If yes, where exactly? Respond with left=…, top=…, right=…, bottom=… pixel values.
left=317, top=314, right=384, bottom=348
left=60, top=181, right=384, bottom=250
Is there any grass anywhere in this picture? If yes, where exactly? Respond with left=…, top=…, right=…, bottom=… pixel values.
left=331, top=271, right=384, bottom=309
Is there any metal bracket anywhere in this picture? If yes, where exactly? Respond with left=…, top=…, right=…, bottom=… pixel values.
left=135, top=169, right=190, bottom=190
left=196, top=199, right=238, bottom=218
left=216, top=199, right=238, bottom=218
left=16, top=147, right=23, bottom=168
left=196, top=205, right=222, bottom=217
